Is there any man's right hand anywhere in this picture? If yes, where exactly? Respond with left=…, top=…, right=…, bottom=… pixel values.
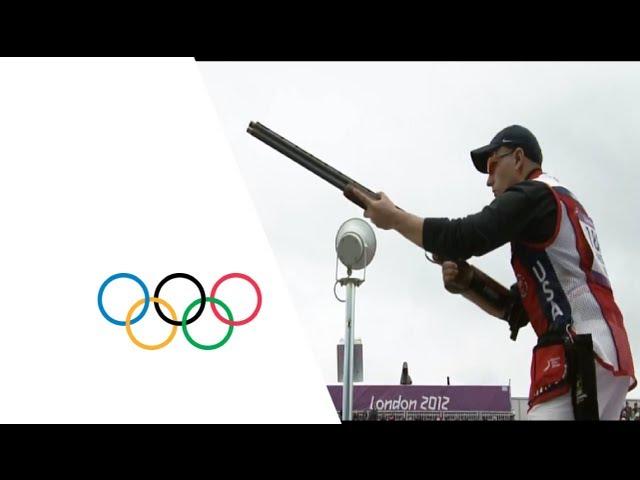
left=442, top=260, right=474, bottom=294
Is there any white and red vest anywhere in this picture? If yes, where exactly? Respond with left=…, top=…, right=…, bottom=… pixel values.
left=510, top=172, right=636, bottom=407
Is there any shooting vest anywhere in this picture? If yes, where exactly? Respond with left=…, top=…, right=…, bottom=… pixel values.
left=510, top=172, right=636, bottom=407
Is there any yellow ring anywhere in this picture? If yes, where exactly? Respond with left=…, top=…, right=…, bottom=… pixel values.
left=125, top=297, right=178, bottom=350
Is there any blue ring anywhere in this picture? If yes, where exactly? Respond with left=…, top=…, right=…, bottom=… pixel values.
left=98, top=273, right=150, bottom=326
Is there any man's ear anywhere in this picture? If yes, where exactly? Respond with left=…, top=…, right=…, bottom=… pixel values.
left=514, top=147, right=525, bottom=172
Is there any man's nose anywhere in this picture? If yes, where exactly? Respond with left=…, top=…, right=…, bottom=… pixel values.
left=486, top=175, right=493, bottom=188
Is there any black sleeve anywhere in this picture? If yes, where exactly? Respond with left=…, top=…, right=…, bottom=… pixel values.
left=422, top=180, right=557, bottom=260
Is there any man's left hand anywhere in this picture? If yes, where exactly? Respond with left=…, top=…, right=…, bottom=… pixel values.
left=345, top=185, right=400, bottom=230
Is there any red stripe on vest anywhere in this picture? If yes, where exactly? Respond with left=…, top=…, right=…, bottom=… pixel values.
left=589, top=283, right=636, bottom=385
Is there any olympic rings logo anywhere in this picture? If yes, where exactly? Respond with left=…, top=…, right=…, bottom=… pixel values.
left=97, top=272, right=262, bottom=351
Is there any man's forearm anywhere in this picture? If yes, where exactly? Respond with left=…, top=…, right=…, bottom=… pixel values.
left=393, top=210, right=425, bottom=248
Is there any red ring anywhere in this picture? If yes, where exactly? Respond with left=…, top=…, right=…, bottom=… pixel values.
left=210, top=273, right=262, bottom=326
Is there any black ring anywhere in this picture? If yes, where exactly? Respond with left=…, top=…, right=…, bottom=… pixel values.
left=153, top=273, right=206, bottom=326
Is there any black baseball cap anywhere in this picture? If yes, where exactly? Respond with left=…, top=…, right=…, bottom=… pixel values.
left=470, top=125, right=543, bottom=173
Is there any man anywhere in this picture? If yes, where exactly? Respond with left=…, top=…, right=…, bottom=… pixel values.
left=346, top=125, right=636, bottom=420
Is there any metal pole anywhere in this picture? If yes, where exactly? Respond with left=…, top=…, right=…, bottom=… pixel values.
left=342, top=280, right=356, bottom=421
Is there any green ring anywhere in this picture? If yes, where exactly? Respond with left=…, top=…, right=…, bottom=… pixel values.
left=182, top=297, right=234, bottom=350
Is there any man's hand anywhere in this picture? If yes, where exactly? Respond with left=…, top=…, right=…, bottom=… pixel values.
left=344, top=185, right=400, bottom=230
left=344, top=184, right=425, bottom=248
left=441, top=260, right=473, bottom=294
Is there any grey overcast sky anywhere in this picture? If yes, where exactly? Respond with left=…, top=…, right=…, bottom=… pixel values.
left=199, top=62, right=640, bottom=398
